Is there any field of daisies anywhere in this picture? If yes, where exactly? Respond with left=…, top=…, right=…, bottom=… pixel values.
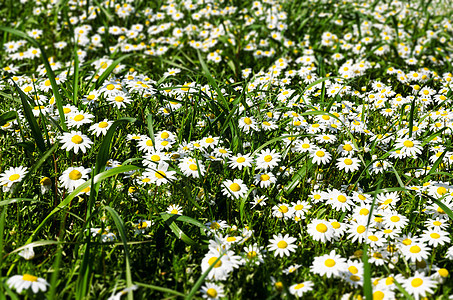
left=1, top=0, right=453, bottom=299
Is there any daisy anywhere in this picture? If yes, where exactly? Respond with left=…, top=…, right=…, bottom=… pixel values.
left=272, top=203, right=294, bottom=219
left=178, top=157, right=206, bottom=178
left=403, top=271, right=437, bottom=300
left=267, top=234, right=298, bottom=257
left=7, top=274, right=49, bottom=294
left=382, top=211, right=409, bottom=229
left=166, top=204, right=183, bottom=215
left=222, top=179, right=248, bottom=199
left=307, top=219, right=335, bottom=243
left=228, top=153, right=254, bottom=170
left=310, top=148, right=332, bottom=165
left=336, top=157, right=360, bottom=173
left=419, top=229, right=450, bottom=247
left=0, top=166, right=28, bottom=189
left=58, top=131, right=93, bottom=154
left=291, top=200, right=311, bottom=219
left=394, top=138, right=423, bottom=158
left=242, top=243, right=265, bottom=265
left=59, top=166, right=90, bottom=192
left=295, top=138, right=314, bottom=153
left=201, top=250, right=240, bottom=281
left=238, top=116, right=258, bottom=132
left=251, top=195, right=268, bottom=208
left=401, top=242, right=431, bottom=263
left=145, top=162, right=177, bottom=186
left=255, top=149, right=281, bottom=170
left=289, top=281, right=314, bottom=297
left=310, top=250, right=347, bottom=278
left=254, top=172, right=277, bottom=188
left=67, top=111, right=94, bottom=128
left=89, top=119, right=113, bottom=136
left=200, top=282, right=225, bottom=300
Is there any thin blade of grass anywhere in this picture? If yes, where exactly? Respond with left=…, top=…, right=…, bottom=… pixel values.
left=10, top=79, right=46, bottom=153
left=104, top=206, right=133, bottom=300
left=0, top=27, right=67, bottom=131
left=135, top=282, right=184, bottom=297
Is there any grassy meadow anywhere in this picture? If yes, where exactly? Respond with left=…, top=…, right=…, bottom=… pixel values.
left=1, top=0, right=453, bottom=299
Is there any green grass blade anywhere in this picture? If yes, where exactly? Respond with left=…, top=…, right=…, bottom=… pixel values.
left=0, top=27, right=67, bottom=131
left=135, top=282, right=184, bottom=297
left=94, top=53, right=134, bottom=89
left=24, top=165, right=141, bottom=244
left=146, top=114, right=156, bottom=150
left=95, top=117, right=136, bottom=175
left=0, top=207, right=7, bottom=268
left=10, top=79, right=46, bottom=153
left=0, top=198, right=36, bottom=207
left=160, top=213, right=204, bottom=248
left=0, top=111, right=17, bottom=127
left=104, top=206, right=133, bottom=300
left=185, top=255, right=223, bottom=300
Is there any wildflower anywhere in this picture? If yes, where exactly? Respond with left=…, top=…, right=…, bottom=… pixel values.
left=7, top=274, right=49, bottom=294
left=307, top=219, right=335, bottom=243
left=59, top=166, right=90, bottom=192
left=200, top=282, right=225, bottom=299
left=310, top=148, right=332, bottom=165
left=255, top=149, right=281, bottom=170
left=336, top=157, right=360, bottom=173
left=289, top=281, right=314, bottom=297
left=222, top=179, right=248, bottom=199
left=89, top=119, right=113, bottom=136
left=403, top=271, right=437, bottom=300
left=58, top=131, right=93, bottom=154
left=268, top=234, right=298, bottom=257
left=310, top=250, right=347, bottom=278
left=228, top=153, right=254, bottom=170
left=167, top=204, right=183, bottom=215
left=0, top=166, right=28, bottom=190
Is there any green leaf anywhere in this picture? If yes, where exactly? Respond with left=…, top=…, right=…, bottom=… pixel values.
left=285, top=160, right=312, bottom=194
left=0, top=198, right=36, bottom=207
left=0, top=111, right=17, bottom=126
left=160, top=213, right=205, bottom=248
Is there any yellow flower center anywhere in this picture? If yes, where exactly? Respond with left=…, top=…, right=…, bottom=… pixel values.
left=302, top=143, right=310, bottom=149
left=360, top=208, right=369, bottom=215
left=357, top=225, right=366, bottom=233
left=226, top=237, right=236, bottom=242
left=316, top=223, right=327, bottom=233
left=315, top=150, right=326, bottom=157
left=73, top=114, right=85, bottom=121
left=189, top=164, right=198, bottom=171
left=208, top=257, right=222, bottom=268
left=244, top=117, right=252, bottom=125
left=348, top=266, right=358, bottom=274
left=402, top=238, right=412, bottom=245
left=438, top=268, right=449, bottom=277
left=71, top=135, right=83, bottom=144
left=206, top=288, right=217, bottom=298
left=40, top=177, right=52, bottom=185
left=337, top=195, right=347, bottom=203
left=344, top=158, right=353, bottom=165
left=403, top=140, right=414, bottom=147
left=22, top=274, right=38, bottom=282
left=146, top=140, right=153, bottom=146
left=9, top=174, right=20, bottom=181
left=294, top=204, right=303, bottom=211
left=277, top=240, right=288, bottom=249
left=368, top=235, right=378, bottom=242
left=430, top=233, right=440, bottom=239
left=106, top=84, right=115, bottom=90
left=260, top=174, right=270, bottom=181
left=433, top=221, right=442, bottom=226
left=115, top=96, right=124, bottom=102
left=373, top=291, right=385, bottom=300
left=247, top=251, right=257, bottom=259
left=264, top=155, right=272, bottom=162
left=437, top=187, right=447, bottom=195
left=230, top=183, right=240, bottom=192
left=237, top=157, right=245, bottom=163
left=69, top=170, right=82, bottom=180
left=279, top=205, right=288, bottom=213
left=324, top=259, right=336, bottom=267
left=206, top=138, right=214, bottom=143
left=98, top=122, right=109, bottom=128
left=410, top=245, right=421, bottom=253
left=390, top=216, right=400, bottom=222
left=411, top=278, right=423, bottom=288
left=155, top=171, right=165, bottom=179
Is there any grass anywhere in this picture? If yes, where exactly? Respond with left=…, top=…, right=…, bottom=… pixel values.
left=1, top=0, right=453, bottom=299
